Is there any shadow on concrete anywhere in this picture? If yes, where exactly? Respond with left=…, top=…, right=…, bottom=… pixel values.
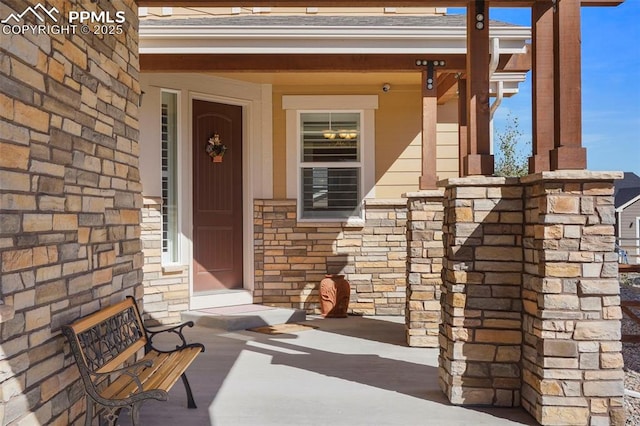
left=117, top=315, right=535, bottom=426
left=302, top=314, right=409, bottom=346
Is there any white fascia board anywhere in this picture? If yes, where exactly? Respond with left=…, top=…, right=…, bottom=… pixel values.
left=139, top=25, right=530, bottom=55
left=491, top=72, right=528, bottom=85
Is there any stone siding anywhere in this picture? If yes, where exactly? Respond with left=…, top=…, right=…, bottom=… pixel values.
left=140, top=197, right=188, bottom=326
left=0, top=1, right=141, bottom=424
left=405, top=190, right=444, bottom=347
left=439, top=178, right=524, bottom=406
left=429, top=172, right=624, bottom=425
left=520, top=172, right=624, bottom=425
left=254, top=199, right=407, bottom=315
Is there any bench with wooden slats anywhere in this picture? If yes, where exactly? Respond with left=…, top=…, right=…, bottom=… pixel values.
left=62, top=296, right=205, bottom=426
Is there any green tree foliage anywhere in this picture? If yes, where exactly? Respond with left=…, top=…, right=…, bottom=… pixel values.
left=494, top=113, right=530, bottom=177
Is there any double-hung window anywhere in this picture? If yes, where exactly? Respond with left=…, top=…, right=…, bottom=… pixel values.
left=300, top=112, right=361, bottom=220
left=283, top=96, right=377, bottom=222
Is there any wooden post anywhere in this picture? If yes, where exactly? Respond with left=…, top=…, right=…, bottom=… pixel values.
left=529, top=1, right=554, bottom=173
left=550, top=0, right=587, bottom=169
left=458, top=77, right=468, bottom=176
left=419, top=67, right=438, bottom=189
left=464, top=0, right=494, bottom=176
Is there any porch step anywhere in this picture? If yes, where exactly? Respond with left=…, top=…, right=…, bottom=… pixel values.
left=181, top=304, right=307, bottom=331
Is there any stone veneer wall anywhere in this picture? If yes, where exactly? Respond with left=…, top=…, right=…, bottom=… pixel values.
left=140, top=197, right=188, bottom=326
left=254, top=199, right=407, bottom=315
left=520, top=172, right=624, bottom=425
left=439, top=177, right=524, bottom=406
left=405, top=190, right=444, bottom=347
left=430, top=172, right=624, bottom=425
left=0, top=1, right=141, bottom=424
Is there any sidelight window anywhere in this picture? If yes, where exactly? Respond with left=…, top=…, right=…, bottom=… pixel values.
left=161, top=91, right=179, bottom=264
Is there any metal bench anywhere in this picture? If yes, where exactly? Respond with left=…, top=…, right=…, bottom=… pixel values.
left=62, top=296, right=205, bottom=425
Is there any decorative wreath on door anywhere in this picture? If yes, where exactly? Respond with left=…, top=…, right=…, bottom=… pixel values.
left=205, top=133, right=228, bottom=163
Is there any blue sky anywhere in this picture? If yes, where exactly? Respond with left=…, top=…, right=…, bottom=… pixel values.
left=452, top=2, right=640, bottom=175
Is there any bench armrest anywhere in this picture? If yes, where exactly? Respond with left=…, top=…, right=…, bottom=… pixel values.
left=91, top=359, right=153, bottom=393
left=144, top=321, right=206, bottom=354
left=87, top=360, right=168, bottom=407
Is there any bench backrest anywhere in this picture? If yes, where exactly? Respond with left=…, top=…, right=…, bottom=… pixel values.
left=63, top=297, right=147, bottom=375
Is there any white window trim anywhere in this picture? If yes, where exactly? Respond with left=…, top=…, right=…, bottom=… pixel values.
left=160, top=89, right=181, bottom=266
left=283, top=95, right=377, bottom=224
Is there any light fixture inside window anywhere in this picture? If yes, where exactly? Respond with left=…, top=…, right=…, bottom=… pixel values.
left=323, top=130, right=336, bottom=139
left=337, top=130, right=358, bottom=140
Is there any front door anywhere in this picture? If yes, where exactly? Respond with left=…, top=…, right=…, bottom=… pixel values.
left=192, top=99, right=243, bottom=293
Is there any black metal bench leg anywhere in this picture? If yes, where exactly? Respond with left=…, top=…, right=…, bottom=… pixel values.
left=84, top=398, right=93, bottom=426
left=181, top=373, right=197, bottom=409
left=130, top=403, right=141, bottom=426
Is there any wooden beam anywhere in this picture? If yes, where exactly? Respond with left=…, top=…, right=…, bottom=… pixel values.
left=140, top=52, right=528, bottom=74
left=497, top=46, right=531, bottom=73
left=550, top=0, right=587, bottom=169
left=528, top=1, right=554, bottom=173
left=137, top=0, right=624, bottom=7
left=463, top=0, right=493, bottom=176
left=436, top=73, right=459, bottom=103
left=420, top=68, right=438, bottom=190
left=458, top=78, right=468, bottom=177
left=140, top=54, right=467, bottom=72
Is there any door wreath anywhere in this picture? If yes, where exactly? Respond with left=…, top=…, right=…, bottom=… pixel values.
left=205, top=133, right=228, bottom=163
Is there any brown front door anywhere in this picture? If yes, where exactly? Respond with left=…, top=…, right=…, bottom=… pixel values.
left=192, top=100, right=243, bottom=293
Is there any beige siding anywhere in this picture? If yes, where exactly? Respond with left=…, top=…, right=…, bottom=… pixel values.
left=436, top=123, right=459, bottom=180
left=375, top=86, right=422, bottom=198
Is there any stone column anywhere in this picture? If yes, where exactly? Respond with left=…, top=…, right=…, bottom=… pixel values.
left=520, top=171, right=624, bottom=426
left=405, top=190, right=445, bottom=347
left=439, top=177, right=524, bottom=406
left=253, top=200, right=265, bottom=305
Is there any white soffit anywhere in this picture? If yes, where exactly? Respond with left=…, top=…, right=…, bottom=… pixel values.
left=139, top=25, right=530, bottom=55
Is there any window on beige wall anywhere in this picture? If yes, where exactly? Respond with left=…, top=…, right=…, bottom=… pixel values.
left=299, top=112, right=362, bottom=220
left=283, top=95, right=378, bottom=223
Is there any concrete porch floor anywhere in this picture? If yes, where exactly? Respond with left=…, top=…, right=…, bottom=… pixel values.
left=118, top=315, right=536, bottom=426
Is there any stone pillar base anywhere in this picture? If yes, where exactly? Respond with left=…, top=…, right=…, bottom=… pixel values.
left=520, top=171, right=624, bottom=426
left=435, top=171, right=624, bottom=425
left=439, top=177, right=523, bottom=407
